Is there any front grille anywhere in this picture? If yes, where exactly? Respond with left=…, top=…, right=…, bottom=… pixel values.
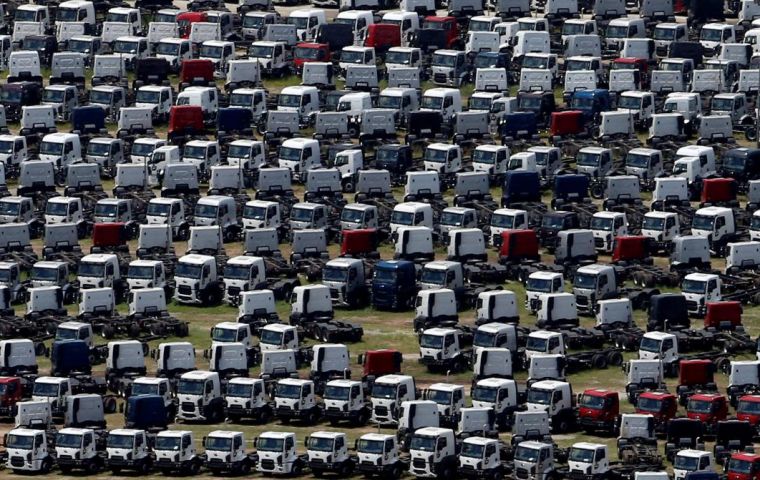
left=330, top=288, right=340, bottom=299
left=311, top=458, right=325, bottom=464
left=516, top=468, right=529, bottom=479
left=577, top=296, right=589, bottom=306
left=361, top=460, right=374, bottom=466
left=374, top=406, right=388, bottom=416
left=181, top=401, right=195, bottom=412
left=260, top=459, right=275, bottom=470
left=209, top=458, right=223, bottom=464
left=594, top=237, right=604, bottom=248
left=686, top=300, right=698, bottom=311
left=412, top=458, right=426, bottom=468
left=227, top=287, right=240, bottom=297
left=327, top=407, right=340, bottom=412
left=434, top=73, right=447, bottom=84
left=178, top=285, right=192, bottom=295
left=10, top=456, right=24, bottom=467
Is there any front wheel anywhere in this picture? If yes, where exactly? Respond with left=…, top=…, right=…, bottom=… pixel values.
left=746, top=126, right=758, bottom=142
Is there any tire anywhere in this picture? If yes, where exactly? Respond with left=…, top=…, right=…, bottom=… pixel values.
left=138, top=460, right=151, bottom=474
left=607, top=351, right=623, bottom=366
left=41, top=458, right=52, bottom=474
left=86, top=459, right=100, bottom=474
left=556, top=418, right=570, bottom=433
left=291, top=461, right=303, bottom=476
left=391, top=464, right=402, bottom=479
left=60, top=466, right=73, bottom=474
left=102, top=324, right=115, bottom=339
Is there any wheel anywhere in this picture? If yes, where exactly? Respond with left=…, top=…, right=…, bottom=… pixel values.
left=60, top=466, right=73, bottom=474
left=556, top=418, right=570, bottom=433
left=313, top=469, right=324, bottom=478
left=607, top=351, right=623, bottom=366
left=138, top=460, right=151, bottom=474
left=102, top=324, right=115, bottom=339
left=188, top=460, right=201, bottom=475
left=41, top=458, right=52, bottom=474
left=240, top=460, right=251, bottom=475
left=291, top=461, right=303, bottom=476
left=86, top=459, right=100, bottom=474
left=307, top=409, right=319, bottom=424
left=391, top=464, right=402, bottom=479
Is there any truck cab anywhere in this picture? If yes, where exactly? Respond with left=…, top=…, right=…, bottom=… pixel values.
left=513, top=441, right=556, bottom=480
left=176, top=370, right=223, bottom=423
left=278, top=137, right=321, bottom=183
left=590, top=211, right=628, bottom=252
left=578, top=390, right=619, bottom=434
left=421, top=88, right=462, bottom=123
left=525, top=272, right=564, bottom=314
left=526, top=380, right=575, bottom=432
left=39, top=133, right=82, bottom=168
left=370, top=374, right=416, bottom=425
left=572, top=264, right=618, bottom=315
left=106, top=429, right=151, bottom=474
left=355, top=433, right=403, bottom=478
left=255, top=431, right=304, bottom=475
left=674, top=450, right=714, bottom=480
left=5, top=428, right=51, bottom=473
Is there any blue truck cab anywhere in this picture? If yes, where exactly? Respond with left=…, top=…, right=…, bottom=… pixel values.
left=552, top=174, right=590, bottom=207
left=50, top=340, right=92, bottom=376
left=569, top=89, right=612, bottom=122
left=501, top=170, right=541, bottom=207
left=124, top=394, right=169, bottom=430
left=371, top=260, right=417, bottom=311
left=500, top=111, right=538, bottom=141
left=71, top=106, right=108, bottom=135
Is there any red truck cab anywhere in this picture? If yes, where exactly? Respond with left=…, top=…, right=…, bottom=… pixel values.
left=364, top=24, right=401, bottom=53
left=168, top=105, right=205, bottom=142
left=179, top=59, right=215, bottom=89
left=177, top=11, right=208, bottom=39
left=728, top=453, right=760, bottom=480
left=611, top=57, right=648, bottom=88
left=550, top=111, right=585, bottom=137
left=578, top=389, right=619, bottom=434
left=737, top=395, right=760, bottom=426
left=701, top=178, right=738, bottom=206
left=91, top=223, right=128, bottom=252
left=294, top=42, right=331, bottom=73
left=421, top=16, right=459, bottom=49
left=705, top=301, right=743, bottom=330
left=360, top=349, right=403, bottom=382
left=498, top=229, right=540, bottom=265
left=341, top=229, right=379, bottom=258
left=611, top=235, right=650, bottom=263
left=636, top=391, right=678, bottom=426
left=677, top=359, right=716, bottom=405
left=0, top=377, right=23, bottom=416
left=686, top=393, right=729, bottom=427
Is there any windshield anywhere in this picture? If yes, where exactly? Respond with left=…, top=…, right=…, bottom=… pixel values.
left=723, top=153, right=745, bottom=169
left=580, top=394, right=606, bottom=409
left=57, top=7, right=79, bottom=22
left=0, top=88, right=21, bottom=102
left=712, top=98, right=733, bottom=110
left=279, top=146, right=302, bottom=161
left=56, top=433, right=82, bottom=448
left=205, top=437, right=232, bottom=451
left=0, top=140, right=13, bottom=154
left=523, top=56, right=548, bottom=68
left=472, top=385, right=497, bottom=402
left=323, top=266, right=348, bottom=282
left=176, top=263, right=202, bottom=279
left=542, top=215, right=565, bottom=229
left=288, top=16, right=308, bottom=29
left=14, top=9, right=37, bottom=21
left=79, top=262, right=104, bottom=277
left=94, top=203, right=117, bottom=217
left=249, top=45, right=273, bottom=58
left=358, top=439, right=384, bottom=454
left=527, top=277, right=553, bottom=292
left=591, top=216, right=613, bottom=231
left=577, top=151, right=600, bottom=166
left=200, top=45, right=223, bottom=58
left=562, top=23, right=585, bottom=35
left=113, top=40, right=140, bottom=54
left=278, top=94, right=301, bottom=108
left=421, top=96, right=443, bottom=110
left=515, top=445, right=540, bottom=462
left=107, top=434, right=134, bottom=449
left=260, top=329, right=282, bottom=345
left=67, top=39, right=91, bottom=54
left=373, top=268, right=396, bottom=283
left=33, top=382, right=59, bottom=396
left=527, top=388, right=552, bottom=405
left=385, top=51, right=410, bottom=64
left=639, top=336, right=662, bottom=353
left=739, top=400, right=760, bottom=413
left=155, top=436, right=181, bottom=451
left=730, top=458, right=753, bottom=474
left=243, top=15, right=266, bottom=27
left=618, top=95, right=641, bottom=109
left=89, top=90, right=112, bottom=103
left=574, top=272, right=597, bottom=288
left=692, top=214, right=715, bottom=230
left=156, top=42, right=180, bottom=55
left=432, top=53, right=456, bottom=67
left=195, top=203, right=218, bottom=219
left=372, top=383, right=397, bottom=399
left=291, top=207, right=313, bottom=222
left=701, top=28, right=723, bottom=41
left=31, top=266, right=59, bottom=281
left=147, top=202, right=170, bottom=216
left=136, top=90, right=160, bottom=104
left=40, top=141, right=64, bottom=156
left=626, top=153, right=650, bottom=168
left=642, top=216, right=665, bottom=230
left=324, top=385, right=349, bottom=400
left=519, top=96, right=541, bottom=109
left=569, top=448, right=595, bottom=463
left=425, top=148, right=447, bottom=163
left=183, top=145, right=206, bottom=160
left=753, top=216, right=760, bottom=231
left=276, top=383, right=301, bottom=399
left=230, top=93, right=253, bottom=107
left=441, top=211, right=463, bottom=226
left=526, top=336, right=548, bottom=352
left=377, top=95, right=401, bottom=109
left=341, top=50, right=365, bottom=63
left=223, top=264, right=251, bottom=280
left=88, top=141, right=112, bottom=156
left=460, top=442, right=484, bottom=458
left=6, top=434, right=34, bottom=449
left=56, top=328, right=78, bottom=341
left=227, top=382, right=253, bottom=397
left=390, top=210, right=413, bottom=225
left=637, top=396, right=662, bottom=412
left=606, top=25, right=628, bottom=38
left=419, top=334, right=443, bottom=349
left=0, top=201, right=19, bottom=216
left=654, top=27, right=675, bottom=40
left=426, top=389, right=452, bottom=405
left=212, top=327, right=237, bottom=342
left=571, top=97, right=593, bottom=109
left=491, top=213, right=515, bottom=228
left=127, top=264, right=155, bottom=280
left=178, top=379, right=205, bottom=395
left=469, top=96, right=492, bottom=110
left=687, top=399, right=712, bottom=413
left=674, top=455, right=700, bottom=471
left=244, top=205, right=267, bottom=220
left=295, top=47, right=322, bottom=60
left=673, top=162, right=688, bottom=174
left=420, top=269, right=445, bottom=285
left=308, top=437, right=334, bottom=452
left=409, top=435, right=435, bottom=452
left=341, top=207, right=365, bottom=223
left=43, top=89, right=65, bottom=103
left=131, top=382, right=158, bottom=396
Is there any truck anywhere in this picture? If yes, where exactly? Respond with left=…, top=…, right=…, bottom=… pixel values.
left=224, top=377, right=272, bottom=423
left=289, top=284, right=364, bottom=343
left=526, top=380, right=576, bottom=433
left=55, top=427, right=105, bottom=474
left=154, top=430, right=203, bottom=475
left=106, top=429, right=152, bottom=474
left=175, top=370, right=224, bottom=423
left=5, top=428, right=53, bottom=473
left=418, top=327, right=472, bottom=373
left=578, top=389, right=620, bottom=435
left=370, top=374, right=416, bottom=426
left=305, top=431, right=355, bottom=477
left=573, top=263, right=659, bottom=314
left=274, top=378, right=322, bottom=424
left=255, top=431, right=307, bottom=476
left=355, top=433, right=406, bottom=479
left=408, top=427, right=458, bottom=478
left=202, top=430, right=255, bottom=475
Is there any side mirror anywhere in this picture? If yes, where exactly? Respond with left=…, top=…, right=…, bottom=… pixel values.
left=119, top=402, right=125, bottom=413
left=150, top=349, right=157, bottom=360
left=357, top=353, right=364, bottom=365
left=253, top=438, right=258, bottom=448
left=354, top=439, right=359, bottom=450
left=202, top=436, right=207, bottom=447
left=304, top=436, right=309, bottom=448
